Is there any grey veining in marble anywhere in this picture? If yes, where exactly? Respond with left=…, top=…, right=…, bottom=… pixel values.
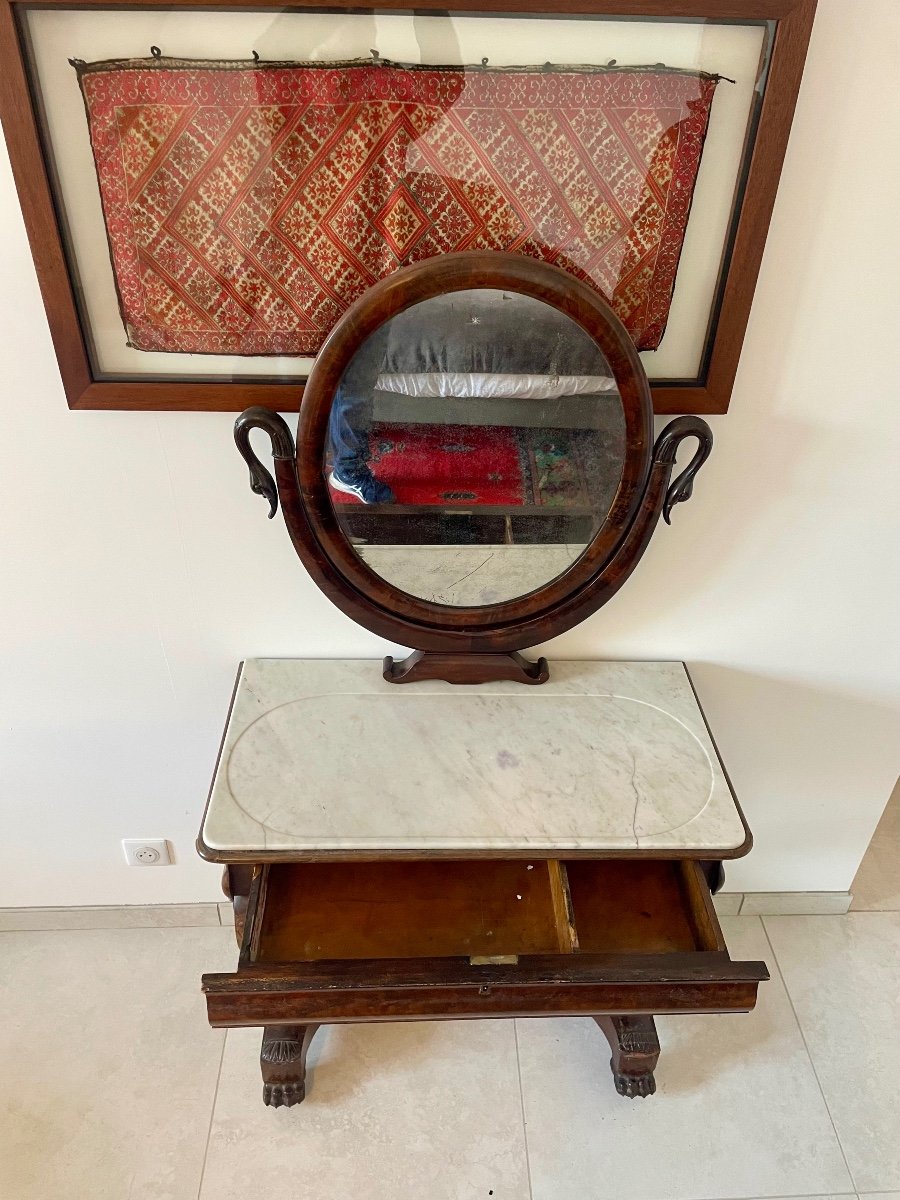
left=201, top=660, right=747, bottom=856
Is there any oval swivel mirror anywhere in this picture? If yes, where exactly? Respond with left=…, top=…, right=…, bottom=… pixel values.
left=235, top=252, right=712, bottom=686
left=325, top=287, right=627, bottom=607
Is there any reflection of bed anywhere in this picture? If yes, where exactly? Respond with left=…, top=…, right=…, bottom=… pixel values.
left=371, top=289, right=616, bottom=414
left=331, top=289, right=624, bottom=544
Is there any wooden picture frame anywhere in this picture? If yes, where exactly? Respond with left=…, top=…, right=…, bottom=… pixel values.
left=0, top=0, right=816, bottom=414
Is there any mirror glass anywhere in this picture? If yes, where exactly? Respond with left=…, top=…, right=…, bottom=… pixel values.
left=323, top=289, right=626, bottom=606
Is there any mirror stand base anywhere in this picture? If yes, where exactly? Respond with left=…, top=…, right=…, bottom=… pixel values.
left=383, top=650, right=549, bottom=686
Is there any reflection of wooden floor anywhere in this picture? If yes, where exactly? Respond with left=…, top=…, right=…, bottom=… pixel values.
left=337, top=506, right=597, bottom=548
left=358, top=543, right=587, bottom=606
left=334, top=502, right=596, bottom=518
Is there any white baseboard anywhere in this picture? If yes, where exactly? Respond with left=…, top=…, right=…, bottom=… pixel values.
left=0, top=903, right=223, bottom=931
left=714, top=892, right=853, bottom=916
left=739, top=891, right=852, bottom=915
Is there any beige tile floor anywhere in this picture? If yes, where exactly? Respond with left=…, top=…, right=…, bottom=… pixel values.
left=1, top=912, right=897, bottom=1200
left=2, top=794, right=897, bottom=1200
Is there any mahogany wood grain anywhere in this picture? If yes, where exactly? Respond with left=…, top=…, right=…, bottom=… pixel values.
left=383, top=649, right=549, bottom=685
left=565, top=860, right=706, bottom=954
left=205, top=983, right=765, bottom=1026
left=548, top=860, right=579, bottom=953
left=221, top=864, right=254, bottom=950
left=17, top=0, right=804, bottom=13
left=702, top=0, right=817, bottom=410
left=0, top=0, right=91, bottom=398
left=254, top=858, right=731, bottom=963
left=203, top=959, right=767, bottom=1026
left=206, top=949, right=762, bottom=990
left=203, top=860, right=768, bottom=1027
left=679, top=859, right=728, bottom=951
left=256, top=860, right=565, bottom=962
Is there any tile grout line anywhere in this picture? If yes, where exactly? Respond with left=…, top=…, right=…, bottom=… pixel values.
left=512, top=1020, right=536, bottom=1200
left=760, top=916, right=860, bottom=1196
left=724, top=1193, right=860, bottom=1199
left=0, top=905, right=225, bottom=933
left=196, top=1029, right=227, bottom=1199
left=675, top=1192, right=858, bottom=1199
left=4, top=896, right=891, bottom=930
left=0, top=921, right=220, bottom=933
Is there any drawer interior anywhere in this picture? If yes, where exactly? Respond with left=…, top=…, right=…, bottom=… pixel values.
left=253, top=858, right=722, bottom=963
left=566, top=860, right=719, bottom=954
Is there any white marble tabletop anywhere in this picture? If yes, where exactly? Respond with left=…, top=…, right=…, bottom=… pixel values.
left=199, top=659, right=748, bottom=859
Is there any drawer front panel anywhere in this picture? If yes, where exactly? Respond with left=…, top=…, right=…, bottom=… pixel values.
left=205, top=857, right=767, bottom=1027
left=204, top=977, right=764, bottom=1027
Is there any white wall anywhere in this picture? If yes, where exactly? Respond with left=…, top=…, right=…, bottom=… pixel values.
left=1, top=0, right=897, bottom=907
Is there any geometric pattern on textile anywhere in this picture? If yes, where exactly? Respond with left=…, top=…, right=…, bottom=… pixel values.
left=328, top=422, right=592, bottom=509
left=76, top=58, right=719, bottom=355
left=343, top=423, right=525, bottom=507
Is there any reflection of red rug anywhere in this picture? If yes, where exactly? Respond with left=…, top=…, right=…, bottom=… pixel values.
left=375, top=424, right=521, bottom=505
left=329, top=422, right=590, bottom=508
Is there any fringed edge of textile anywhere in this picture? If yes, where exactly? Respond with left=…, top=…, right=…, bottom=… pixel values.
left=69, top=52, right=733, bottom=85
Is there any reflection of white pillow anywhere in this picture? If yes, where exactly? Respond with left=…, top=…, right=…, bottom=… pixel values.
left=374, top=372, right=619, bottom=400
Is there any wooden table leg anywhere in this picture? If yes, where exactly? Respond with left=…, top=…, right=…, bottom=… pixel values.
left=594, top=1015, right=660, bottom=1098
left=260, top=1024, right=321, bottom=1108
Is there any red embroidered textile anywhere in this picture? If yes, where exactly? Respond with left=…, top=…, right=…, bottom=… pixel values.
left=77, top=60, right=718, bottom=355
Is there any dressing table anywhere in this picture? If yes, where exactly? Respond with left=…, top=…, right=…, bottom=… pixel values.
left=200, top=252, right=767, bottom=1107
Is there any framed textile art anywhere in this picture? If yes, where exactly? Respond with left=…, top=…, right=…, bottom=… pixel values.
left=0, top=1, right=816, bottom=414
left=75, top=58, right=719, bottom=358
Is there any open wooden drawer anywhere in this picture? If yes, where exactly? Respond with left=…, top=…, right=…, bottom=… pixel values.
left=203, top=859, right=768, bottom=1026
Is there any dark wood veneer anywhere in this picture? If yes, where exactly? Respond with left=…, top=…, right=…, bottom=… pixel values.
left=596, top=1015, right=661, bottom=1098
left=208, top=848, right=767, bottom=1101
left=206, top=856, right=767, bottom=1092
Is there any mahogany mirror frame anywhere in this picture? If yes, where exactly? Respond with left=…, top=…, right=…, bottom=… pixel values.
left=236, top=252, right=713, bottom=685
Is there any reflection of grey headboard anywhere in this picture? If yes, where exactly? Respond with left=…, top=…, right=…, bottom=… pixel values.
left=372, top=392, right=612, bottom=430
left=376, top=289, right=616, bottom=399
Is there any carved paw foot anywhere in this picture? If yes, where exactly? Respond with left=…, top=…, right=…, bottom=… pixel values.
left=595, top=1015, right=660, bottom=1099
left=263, top=1080, right=306, bottom=1108
left=612, top=1066, right=656, bottom=1099
left=259, top=1024, right=320, bottom=1110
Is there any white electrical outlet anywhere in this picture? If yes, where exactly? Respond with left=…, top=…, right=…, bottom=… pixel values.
left=122, top=838, right=172, bottom=867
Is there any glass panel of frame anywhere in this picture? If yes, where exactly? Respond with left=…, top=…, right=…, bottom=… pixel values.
left=22, top=7, right=773, bottom=386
